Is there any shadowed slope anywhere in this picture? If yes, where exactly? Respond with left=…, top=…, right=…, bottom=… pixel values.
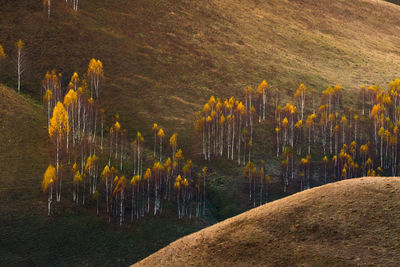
left=135, top=177, right=400, bottom=266
left=0, top=85, right=203, bottom=265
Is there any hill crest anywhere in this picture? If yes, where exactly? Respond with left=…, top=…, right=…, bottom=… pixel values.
left=135, top=177, right=400, bottom=266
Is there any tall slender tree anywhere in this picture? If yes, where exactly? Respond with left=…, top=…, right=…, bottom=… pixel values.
left=42, top=165, right=56, bottom=215
left=158, top=128, right=165, bottom=162
left=87, top=59, right=104, bottom=99
left=16, top=40, right=26, bottom=94
left=49, top=102, right=70, bottom=202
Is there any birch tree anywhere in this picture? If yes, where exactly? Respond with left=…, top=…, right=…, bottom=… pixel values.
left=113, top=175, right=127, bottom=227
left=87, top=59, right=104, bottom=99
left=295, top=83, right=307, bottom=121
left=170, top=132, right=178, bottom=161
left=158, top=128, right=165, bottom=162
left=43, top=0, right=51, bottom=18
left=49, top=102, right=70, bottom=202
left=42, top=165, right=56, bottom=215
left=0, top=44, right=5, bottom=73
left=152, top=123, right=158, bottom=158
left=73, top=170, right=82, bottom=205
left=202, top=166, right=207, bottom=216
left=16, top=40, right=26, bottom=94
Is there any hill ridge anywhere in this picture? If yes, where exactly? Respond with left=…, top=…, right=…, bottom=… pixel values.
left=135, top=177, right=400, bottom=266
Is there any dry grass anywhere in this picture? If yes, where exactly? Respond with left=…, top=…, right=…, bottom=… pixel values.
left=1, top=0, right=400, bottom=138
left=135, top=177, right=400, bottom=266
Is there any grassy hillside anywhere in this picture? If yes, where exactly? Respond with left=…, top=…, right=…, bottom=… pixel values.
left=1, top=0, right=400, bottom=137
left=135, top=177, right=400, bottom=266
left=0, top=84, right=204, bottom=265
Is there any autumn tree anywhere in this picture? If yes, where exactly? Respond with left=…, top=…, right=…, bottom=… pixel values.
left=295, top=83, right=307, bottom=121
left=114, top=121, right=121, bottom=162
left=42, top=165, right=56, bottom=215
left=152, top=123, right=158, bottom=158
left=158, top=128, right=165, bottom=162
left=49, top=102, right=70, bottom=202
left=360, top=85, right=366, bottom=115
left=16, top=40, right=26, bottom=94
left=202, top=166, right=207, bottom=215
left=73, top=170, right=82, bottom=205
left=306, top=114, right=316, bottom=154
left=174, top=175, right=182, bottom=218
left=87, top=59, right=104, bottom=99
left=64, top=89, right=77, bottom=151
left=113, top=175, right=127, bottom=227
left=322, top=156, right=328, bottom=183
left=244, top=161, right=256, bottom=206
left=0, top=44, right=5, bottom=73
left=43, top=89, right=54, bottom=129
left=256, top=80, right=268, bottom=121
left=144, top=168, right=152, bottom=214
left=130, top=174, right=140, bottom=221
left=170, top=132, right=178, bottom=161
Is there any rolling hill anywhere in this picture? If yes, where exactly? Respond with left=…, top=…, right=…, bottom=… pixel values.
left=135, top=177, right=400, bottom=266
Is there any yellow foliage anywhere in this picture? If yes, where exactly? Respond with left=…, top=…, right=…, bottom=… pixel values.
left=73, top=171, right=82, bottom=184
left=157, top=128, right=165, bottom=138
left=282, top=117, right=288, bottom=127
left=16, top=39, right=24, bottom=50
left=265, top=175, right=271, bottom=184
left=131, top=175, right=141, bottom=186
left=63, top=89, right=77, bottom=108
left=220, top=114, right=226, bottom=124
left=169, top=133, right=178, bottom=147
left=113, top=175, right=127, bottom=195
left=101, top=165, right=111, bottom=179
left=144, top=168, right=152, bottom=180
left=202, top=166, right=208, bottom=174
left=137, top=131, right=144, bottom=142
left=175, top=149, right=184, bottom=162
left=71, top=72, right=79, bottom=83
left=236, top=102, right=245, bottom=115
left=42, top=164, right=56, bottom=192
left=174, top=175, right=182, bottom=190
left=295, top=120, right=303, bottom=128
left=43, top=89, right=53, bottom=103
left=88, top=58, right=104, bottom=78
left=257, top=80, right=268, bottom=94
left=49, top=102, right=70, bottom=139
left=114, top=121, right=121, bottom=131
left=203, top=103, right=211, bottom=114
left=0, top=44, right=5, bottom=59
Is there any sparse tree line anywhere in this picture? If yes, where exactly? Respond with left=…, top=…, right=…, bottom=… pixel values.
left=40, top=59, right=208, bottom=225
left=274, top=82, right=396, bottom=193
left=195, top=78, right=400, bottom=205
left=43, top=0, right=80, bottom=18
left=195, top=95, right=254, bottom=165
